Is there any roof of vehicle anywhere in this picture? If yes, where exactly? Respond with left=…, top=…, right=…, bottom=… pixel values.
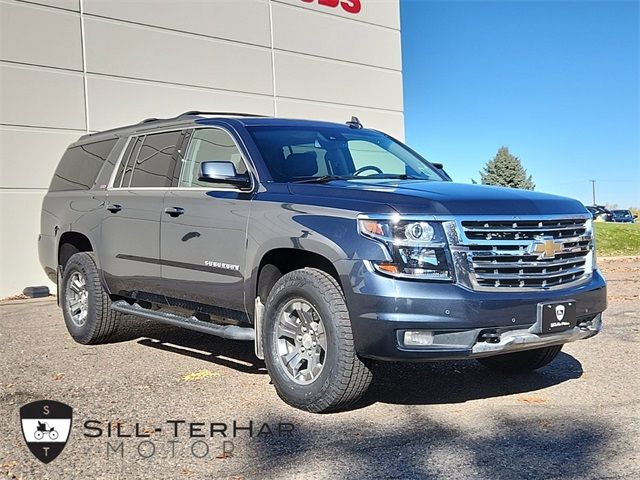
left=76, top=111, right=366, bottom=145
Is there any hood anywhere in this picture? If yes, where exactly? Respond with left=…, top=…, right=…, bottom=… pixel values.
left=287, top=180, right=588, bottom=216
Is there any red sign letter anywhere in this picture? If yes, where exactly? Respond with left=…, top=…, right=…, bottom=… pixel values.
left=341, top=0, right=361, bottom=14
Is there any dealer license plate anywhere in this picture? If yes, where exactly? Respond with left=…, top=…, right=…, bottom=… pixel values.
left=538, top=300, right=577, bottom=334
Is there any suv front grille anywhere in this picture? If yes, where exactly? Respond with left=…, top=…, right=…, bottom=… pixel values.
left=457, top=218, right=593, bottom=290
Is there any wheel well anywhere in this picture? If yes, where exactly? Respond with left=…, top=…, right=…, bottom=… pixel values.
left=256, top=249, right=341, bottom=303
left=58, top=232, right=93, bottom=270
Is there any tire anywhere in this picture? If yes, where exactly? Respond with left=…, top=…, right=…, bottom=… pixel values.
left=263, top=268, right=372, bottom=413
left=60, top=252, right=121, bottom=345
left=476, top=345, right=563, bottom=373
left=34, top=431, right=44, bottom=440
left=48, top=430, right=58, bottom=440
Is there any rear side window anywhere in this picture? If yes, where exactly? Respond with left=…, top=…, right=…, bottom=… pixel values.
left=116, top=131, right=180, bottom=188
left=49, top=138, right=117, bottom=192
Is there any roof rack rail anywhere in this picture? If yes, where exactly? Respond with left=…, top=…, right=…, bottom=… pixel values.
left=137, top=111, right=268, bottom=125
left=178, top=111, right=269, bottom=118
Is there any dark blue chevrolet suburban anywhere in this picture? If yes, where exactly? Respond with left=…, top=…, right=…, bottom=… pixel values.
left=39, top=112, right=606, bottom=412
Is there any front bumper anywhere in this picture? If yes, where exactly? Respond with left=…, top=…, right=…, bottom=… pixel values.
left=337, top=260, right=607, bottom=361
left=470, top=313, right=602, bottom=358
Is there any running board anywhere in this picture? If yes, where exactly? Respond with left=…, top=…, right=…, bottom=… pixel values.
left=111, top=300, right=255, bottom=341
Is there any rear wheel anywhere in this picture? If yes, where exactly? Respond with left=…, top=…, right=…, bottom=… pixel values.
left=263, top=268, right=372, bottom=412
left=476, top=345, right=563, bottom=373
left=60, top=252, right=121, bottom=345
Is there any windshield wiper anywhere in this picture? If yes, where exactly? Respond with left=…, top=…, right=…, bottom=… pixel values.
left=292, top=175, right=353, bottom=184
left=364, top=174, right=424, bottom=180
left=292, top=173, right=427, bottom=184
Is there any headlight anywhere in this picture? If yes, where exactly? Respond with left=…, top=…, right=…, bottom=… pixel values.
left=358, top=215, right=453, bottom=281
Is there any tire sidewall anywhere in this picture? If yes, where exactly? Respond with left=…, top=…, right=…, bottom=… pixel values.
left=263, top=275, right=343, bottom=407
left=61, top=253, right=102, bottom=344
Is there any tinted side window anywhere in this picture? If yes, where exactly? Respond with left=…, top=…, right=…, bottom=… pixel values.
left=49, top=138, right=117, bottom=192
left=178, top=129, right=246, bottom=188
left=129, top=131, right=181, bottom=188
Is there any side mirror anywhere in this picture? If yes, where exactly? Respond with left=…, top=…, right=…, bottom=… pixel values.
left=198, top=161, right=251, bottom=189
left=432, top=162, right=444, bottom=169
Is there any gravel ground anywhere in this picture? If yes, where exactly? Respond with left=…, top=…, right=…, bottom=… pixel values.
left=1, top=258, right=638, bottom=480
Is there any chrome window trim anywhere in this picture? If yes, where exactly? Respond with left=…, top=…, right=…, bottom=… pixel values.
left=107, top=125, right=257, bottom=193
left=106, top=135, right=134, bottom=190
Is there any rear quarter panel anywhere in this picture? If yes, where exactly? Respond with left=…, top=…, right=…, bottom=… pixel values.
left=38, top=137, right=127, bottom=281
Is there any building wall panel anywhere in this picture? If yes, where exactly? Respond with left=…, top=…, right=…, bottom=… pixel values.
left=0, top=63, right=86, bottom=130
left=272, top=1, right=401, bottom=70
left=0, top=1, right=82, bottom=70
left=83, top=0, right=271, bottom=47
left=0, top=126, right=82, bottom=189
left=84, top=17, right=274, bottom=96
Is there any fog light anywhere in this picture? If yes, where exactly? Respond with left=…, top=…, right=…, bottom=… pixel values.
left=403, top=330, right=434, bottom=347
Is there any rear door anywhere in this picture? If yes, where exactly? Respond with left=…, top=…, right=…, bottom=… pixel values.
left=100, top=130, right=181, bottom=296
left=159, top=126, right=253, bottom=312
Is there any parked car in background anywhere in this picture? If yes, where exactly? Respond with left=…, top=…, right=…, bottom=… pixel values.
left=586, top=205, right=614, bottom=222
left=611, top=209, right=636, bottom=223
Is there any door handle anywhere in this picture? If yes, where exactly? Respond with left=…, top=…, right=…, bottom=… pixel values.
left=106, top=204, right=122, bottom=213
left=164, top=206, right=185, bottom=217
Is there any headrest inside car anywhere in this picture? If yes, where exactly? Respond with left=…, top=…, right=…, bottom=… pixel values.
left=285, top=152, right=318, bottom=178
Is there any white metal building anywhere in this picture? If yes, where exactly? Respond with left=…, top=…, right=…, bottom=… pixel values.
left=0, top=0, right=404, bottom=296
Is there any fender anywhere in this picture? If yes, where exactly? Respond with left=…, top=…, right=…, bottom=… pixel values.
left=244, top=209, right=389, bottom=316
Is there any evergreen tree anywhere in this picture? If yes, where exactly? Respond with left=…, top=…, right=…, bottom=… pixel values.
left=479, top=146, right=535, bottom=190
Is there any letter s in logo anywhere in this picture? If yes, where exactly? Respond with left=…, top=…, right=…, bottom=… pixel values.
left=301, top=0, right=361, bottom=14
left=341, top=0, right=362, bottom=14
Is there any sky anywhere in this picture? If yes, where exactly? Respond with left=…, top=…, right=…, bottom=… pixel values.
left=400, top=0, right=639, bottom=208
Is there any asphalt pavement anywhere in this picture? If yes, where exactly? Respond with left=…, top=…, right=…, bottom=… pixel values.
left=1, top=258, right=638, bottom=480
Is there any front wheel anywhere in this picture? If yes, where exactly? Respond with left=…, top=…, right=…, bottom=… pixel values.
left=476, top=345, right=563, bottom=373
left=263, top=268, right=372, bottom=413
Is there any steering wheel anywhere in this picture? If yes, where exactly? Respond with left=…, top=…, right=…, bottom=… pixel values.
left=353, top=165, right=383, bottom=176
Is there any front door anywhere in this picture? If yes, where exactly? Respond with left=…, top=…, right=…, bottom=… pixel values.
left=159, top=127, right=253, bottom=312
left=100, top=130, right=181, bottom=296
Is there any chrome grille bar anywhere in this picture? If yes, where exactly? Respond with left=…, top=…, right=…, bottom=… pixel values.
left=447, top=215, right=594, bottom=291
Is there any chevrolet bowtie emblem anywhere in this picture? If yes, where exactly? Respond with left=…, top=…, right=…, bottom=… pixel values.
left=528, top=238, right=564, bottom=259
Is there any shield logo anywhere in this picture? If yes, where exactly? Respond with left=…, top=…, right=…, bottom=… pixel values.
left=20, top=400, right=72, bottom=463
left=555, top=305, right=566, bottom=321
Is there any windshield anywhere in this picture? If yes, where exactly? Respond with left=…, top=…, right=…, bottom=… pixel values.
left=247, top=126, right=446, bottom=183
left=613, top=210, right=630, bottom=217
